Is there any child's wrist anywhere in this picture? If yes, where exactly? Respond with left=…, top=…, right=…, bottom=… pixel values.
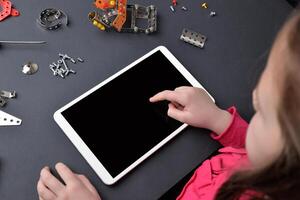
left=209, top=109, right=232, bottom=135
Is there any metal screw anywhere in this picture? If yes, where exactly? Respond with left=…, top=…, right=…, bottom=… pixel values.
left=52, top=62, right=60, bottom=68
left=70, top=58, right=76, bottom=64
left=49, top=65, right=58, bottom=75
left=58, top=53, right=65, bottom=58
left=210, top=11, right=216, bottom=17
left=59, top=53, right=75, bottom=63
left=77, top=57, right=84, bottom=63
left=56, top=69, right=65, bottom=78
left=69, top=69, right=76, bottom=74
left=170, top=5, right=175, bottom=12
left=201, top=2, right=208, bottom=9
left=181, top=6, right=187, bottom=11
left=61, top=59, right=70, bottom=71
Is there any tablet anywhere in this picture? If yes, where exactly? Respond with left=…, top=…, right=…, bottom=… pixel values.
left=54, top=46, right=214, bottom=185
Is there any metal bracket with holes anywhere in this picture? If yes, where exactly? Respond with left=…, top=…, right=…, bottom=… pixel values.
left=0, top=90, right=16, bottom=99
left=180, top=28, right=207, bottom=48
left=0, top=110, right=22, bottom=126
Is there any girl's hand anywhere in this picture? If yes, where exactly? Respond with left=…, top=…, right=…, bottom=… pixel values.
left=37, top=163, right=101, bottom=200
left=150, top=86, right=232, bottom=135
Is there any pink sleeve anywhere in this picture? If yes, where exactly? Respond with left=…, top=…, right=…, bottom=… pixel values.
left=210, top=106, right=248, bottom=148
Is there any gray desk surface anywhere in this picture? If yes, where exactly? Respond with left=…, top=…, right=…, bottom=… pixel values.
left=0, top=0, right=292, bottom=199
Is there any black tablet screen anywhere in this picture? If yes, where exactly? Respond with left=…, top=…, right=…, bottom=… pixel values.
left=62, top=50, right=192, bottom=178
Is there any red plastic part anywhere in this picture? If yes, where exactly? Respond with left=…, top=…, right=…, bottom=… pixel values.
left=172, top=0, right=177, bottom=6
left=0, top=0, right=20, bottom=21
left=11, top=8, right=19, bottom=16
left=0, top=0, right=12, bottom=21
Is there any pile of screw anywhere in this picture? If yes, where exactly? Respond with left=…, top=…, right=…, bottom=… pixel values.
left=0, top=90, right=16, bottom=107
left=170, top=0, right=188, bottom=12
left=49, top=53, right=84, bottom=79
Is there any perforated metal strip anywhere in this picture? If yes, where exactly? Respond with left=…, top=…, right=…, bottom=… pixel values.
left=0, top=110, right=22, bottom=126
left=180, top=28, right=207, bottom=48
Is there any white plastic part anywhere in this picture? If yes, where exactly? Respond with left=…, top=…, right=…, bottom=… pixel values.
left=0, top=110, right=22, bottom=126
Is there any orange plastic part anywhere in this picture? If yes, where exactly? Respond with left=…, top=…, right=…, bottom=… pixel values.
left=94, top=0, right=116, bottom=10
left=112, top=14, right=126, bottom=32
left=112, top=0, right=127, bottom=31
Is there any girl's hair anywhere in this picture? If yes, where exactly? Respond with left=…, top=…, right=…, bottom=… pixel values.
left=215, top=10, right=300, bottom=200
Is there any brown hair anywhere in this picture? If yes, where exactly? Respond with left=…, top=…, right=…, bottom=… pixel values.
left=215, top=11, right=300, bottom=200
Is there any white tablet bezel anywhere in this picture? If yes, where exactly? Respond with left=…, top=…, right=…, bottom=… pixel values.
left=54, top=46, right=214, bottom=185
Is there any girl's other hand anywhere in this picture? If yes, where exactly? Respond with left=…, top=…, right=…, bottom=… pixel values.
left=37, top=163, right=101, bottom=200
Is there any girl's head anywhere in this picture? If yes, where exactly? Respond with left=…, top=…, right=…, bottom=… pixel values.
left=246, top=10, right=300, bottom=169
left=217, top=10, right=300, bottom=199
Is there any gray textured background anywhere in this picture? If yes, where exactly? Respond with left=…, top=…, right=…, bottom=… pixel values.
left=0, top=0, right=292, bottom=199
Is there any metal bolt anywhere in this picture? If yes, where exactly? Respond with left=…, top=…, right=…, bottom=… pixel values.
left=61, top=59, right=70, bottom=71
left=64, top=70, right=69, bottom=76
left=170, top=5, right=175, bottom=12
left=70, top=58, right=76, bottom=64
left=69, top=69, right=76, bottom=74
left=77, top=57, right=84, bottom=62
left=56, top=69, right=65, bottom=78
left=52, top=62, right=60, bottom=68
left=59, top=53, right=75, bottom=63
left=201, top=2, right=208, bottom=9
left=181, top=6, right=187, bottom=11
left=49, top=65, right=58, bottom=75
left=58, top=53, right=65, bottom=58
left=209, top=11, right=216, bottom=17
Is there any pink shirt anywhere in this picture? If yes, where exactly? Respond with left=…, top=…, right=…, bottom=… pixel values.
left=177, top=107, right=249, bottom=200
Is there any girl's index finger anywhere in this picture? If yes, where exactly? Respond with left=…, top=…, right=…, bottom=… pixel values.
left=149, top=90, right=182, bottom=104
left=55, top=163, right=79, bottom=185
